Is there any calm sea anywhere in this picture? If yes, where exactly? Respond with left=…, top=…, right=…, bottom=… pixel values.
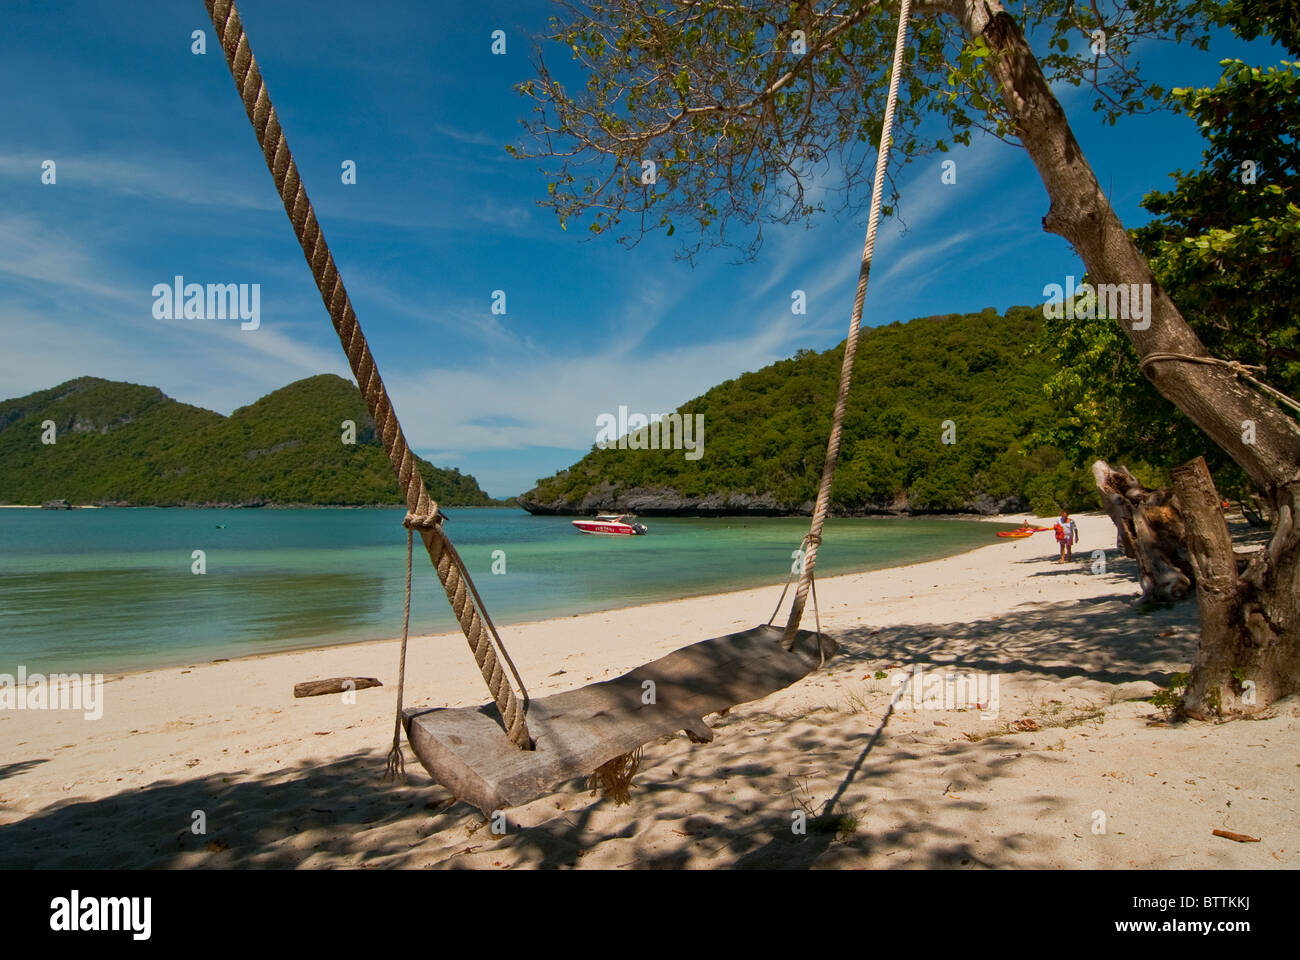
left=0, top=508, right=1011, bottom=674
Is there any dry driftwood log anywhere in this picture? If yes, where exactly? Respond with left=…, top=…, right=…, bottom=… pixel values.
left=293, top=677, right=382, bottom=698
left=1212, top=829, right=1260, bottom=843
left=1091, top=460, right=1195, bottom=603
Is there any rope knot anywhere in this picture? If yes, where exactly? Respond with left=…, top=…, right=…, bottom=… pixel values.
left=403, top=510, right=443, bottom=530
left=1225, top=360, right=1265, bottom=377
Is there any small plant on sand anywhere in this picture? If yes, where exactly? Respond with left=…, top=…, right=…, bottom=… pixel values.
left=874, top=670, right=888, bottom=680
left=790, top=776, right=819, bottom=824
left=845, top=688, right=875, bottom=714
left=788, top=777, right=855, bottom=839
left=812, top=810, right=859, bottom=840
left=1149, top=672, right=1190, bottom=719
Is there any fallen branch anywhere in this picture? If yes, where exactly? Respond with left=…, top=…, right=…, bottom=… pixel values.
left=293, top=677, right=383, bottom=698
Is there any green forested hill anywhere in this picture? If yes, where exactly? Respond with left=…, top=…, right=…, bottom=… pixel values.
left=521, top=306, right=1094, bottom=515
left=0, top=374, right=494, bottom=506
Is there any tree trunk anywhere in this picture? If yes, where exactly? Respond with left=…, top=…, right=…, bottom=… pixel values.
left=1090, top=460, right=1193, bottom=603
left=1172, top=457, right=1300, bottom=716
left=950, top=0, right=1300, bottom=713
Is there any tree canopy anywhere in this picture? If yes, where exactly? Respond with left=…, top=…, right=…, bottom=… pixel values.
left=511, top=0, right=1220, bottom=259
left=1038, top=14, right=1299, bottom=498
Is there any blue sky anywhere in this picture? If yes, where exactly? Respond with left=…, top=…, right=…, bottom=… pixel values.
left=0, top=1, right=1283, bottom=496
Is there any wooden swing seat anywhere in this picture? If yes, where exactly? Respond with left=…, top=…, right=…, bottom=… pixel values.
left=404, top=624, right=835, bottom=814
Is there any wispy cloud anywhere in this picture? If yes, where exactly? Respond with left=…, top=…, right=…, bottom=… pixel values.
left=0, top=215, right=351, bottom=411
left=872, top=230, right=974, bottom=289
left=433, top=124, right=508, bottom=148
left=0, top=153, right=282, bottom=215
left=0, top=215, right=140, bottom=306
left=0, top=151, right=546, bottom=239
left=391, top=311, right=805, bottom=458
left=735, top=131, right=1022, bottom=327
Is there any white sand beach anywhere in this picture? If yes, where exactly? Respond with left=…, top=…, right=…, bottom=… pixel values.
left=1, top=511, right=1296, bottom=869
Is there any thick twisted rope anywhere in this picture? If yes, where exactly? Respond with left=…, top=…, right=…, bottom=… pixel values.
left=1140, top=353, right=1300, bottom=417
left=782, top=0, right=913, bottom=650
left=766, top=534, right=826, bottom=661
left=205, top=0, right=531, bottom=749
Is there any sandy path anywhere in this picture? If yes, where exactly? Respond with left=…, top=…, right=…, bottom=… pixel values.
left=1, top=512, right=1295, bottom=869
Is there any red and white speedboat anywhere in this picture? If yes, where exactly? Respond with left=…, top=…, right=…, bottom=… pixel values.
left=571, top=514, right=648, bottom=536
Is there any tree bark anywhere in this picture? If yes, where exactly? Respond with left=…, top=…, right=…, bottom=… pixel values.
left=1171, top=457, right=1300, bottom=716
left=1091, top=460, right=1193, bottom=603
left=946, top=0, right=1300, bottom=712
left=1172, top=458, right=1244, bottom=716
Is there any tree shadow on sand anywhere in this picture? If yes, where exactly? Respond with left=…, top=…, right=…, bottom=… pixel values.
left=838, top=553, right=1197, bottom=688
left=1, top=759, right=50, bottom=780
left=0, top=751, right=470, bottom=869
left=470, top=697, right=1083, bottom=869
left=0, top=580, right=1199, bottom=869
left=435, top=567, right=1196, bottom=870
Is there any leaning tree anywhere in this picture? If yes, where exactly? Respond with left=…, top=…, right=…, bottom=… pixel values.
left=509, top=0, right=1300, bottom=718
left=1039, top=26, right=1299, bottom=619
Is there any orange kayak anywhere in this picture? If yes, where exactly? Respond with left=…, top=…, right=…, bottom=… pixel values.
left=996, top=523, right=1052, bottom=538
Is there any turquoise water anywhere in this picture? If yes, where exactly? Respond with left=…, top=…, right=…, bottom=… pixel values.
left=0, top=508, right=1010, bottom=674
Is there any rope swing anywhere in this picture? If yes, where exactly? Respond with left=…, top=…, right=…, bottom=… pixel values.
left=782, top=0, right=914, bottom=651
left=204, top=0, right=534, bottom=752
left=204, top=0, right=917, bottom=808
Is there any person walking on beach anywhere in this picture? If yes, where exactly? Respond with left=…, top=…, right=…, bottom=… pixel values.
left=1054, top=510, right=1079, bottom=562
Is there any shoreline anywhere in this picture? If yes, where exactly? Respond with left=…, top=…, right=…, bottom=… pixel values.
left=0, top=502, right=502, bottom=510
left=1, top=501, right=1037, bottom=519
left=32, top=513, right=1021, bottom=682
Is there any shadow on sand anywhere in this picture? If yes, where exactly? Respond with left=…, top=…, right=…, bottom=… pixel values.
left=0, top=567, right=1198, bottom=869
